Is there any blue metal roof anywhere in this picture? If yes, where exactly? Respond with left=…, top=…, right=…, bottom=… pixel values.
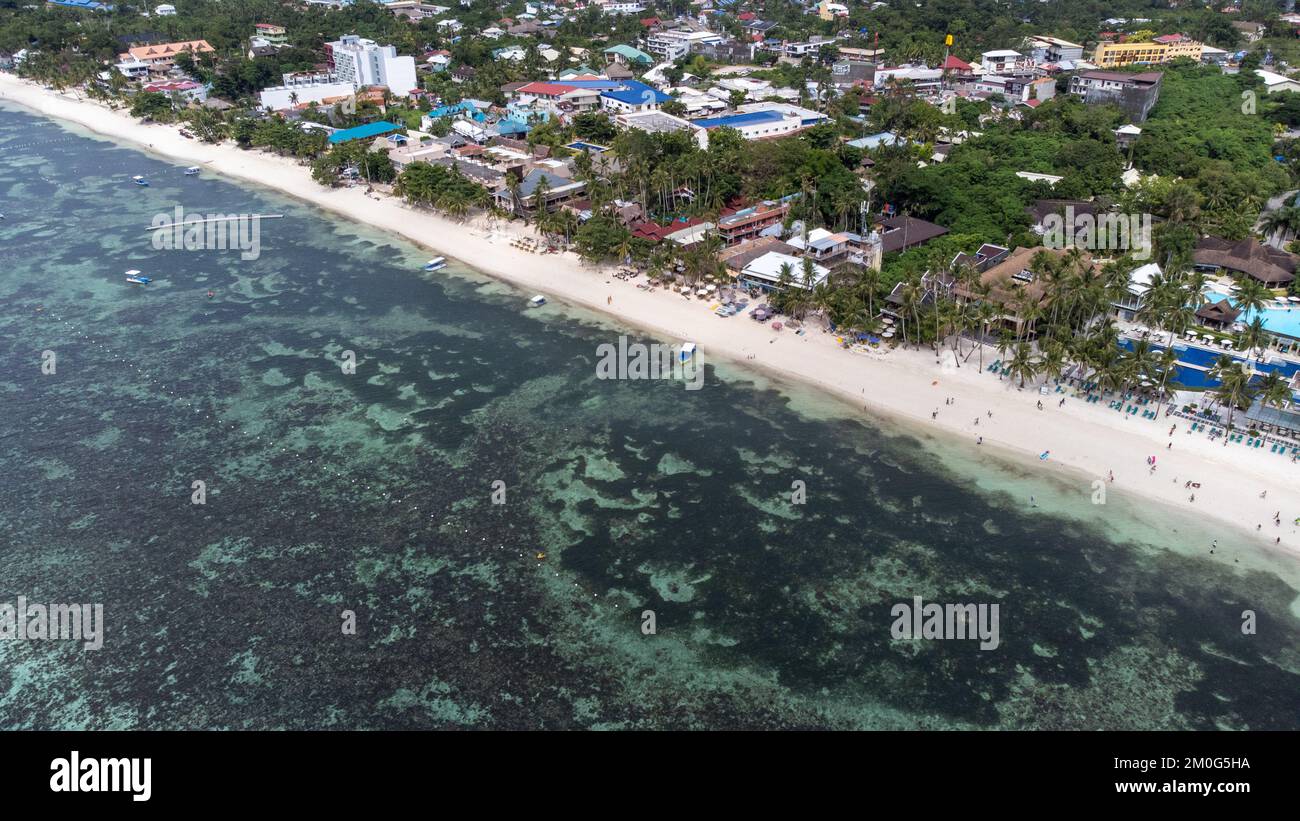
left=427, top=101, right=485, bottom=122
left=692, top=110, right=785, bottom=129
left=328, top=121, right=403, bottom=144
left=48, top=0, right=113, bottom=8
left=600, top=80, right=671, bottom=106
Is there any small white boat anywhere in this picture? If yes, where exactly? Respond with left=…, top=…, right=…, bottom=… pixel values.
left=679, top=342, right=698, bottom=362
left=528, top=294, right=546, bottom=307
left=184, top=166, right=200, bottom=176
left=422, top=257, right=447, bottom=271
left=124, top=269, right=152, bottom=285
left=132, top=175, right=149, bottom=186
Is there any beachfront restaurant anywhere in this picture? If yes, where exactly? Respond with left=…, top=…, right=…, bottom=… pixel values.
left=1244, top=395, right=1300, bottom=438
left=736, top=251, right=830, bottom=292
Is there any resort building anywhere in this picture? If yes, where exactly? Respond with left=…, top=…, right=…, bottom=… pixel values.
left=1068, top=70, right=1163, bottom=123
left=1023, top=36, right=1084, bottom=64
left=738, top=251, right=831, bottom=291
left=952, top=246, right=1091, bottom=335
left=598, top=79, right=671, bottom=113
left=614, top=110, right=708, bottom=149
left=117, top=40, right=215, bottom=74
left=980, top=50, right=1028, bottom=73
left=1195, top=299, right=1242, bottom=331
left=646, top=29, right=723, bottom=60
left=1112, top=262, right=1160, bottom=321
left=258, top=71, right=355, bottom=110
left=716, top=200, right=791, bottom=245
left=817, top=1, right=849, bottom=20
left=142, top=79, right=207, bottom=103
left=877, top=215, right=949, bottom=254
left=692, top=109, right=803, bottom=140
left=326, top=35, right=418, bottom=98
left=603, top=44, right=654, bottom=68
left=1193, top=236, right=1298, bottom=287
left=1091, top=36, right=1203, bottom=68
left=253, top=24, right=288, bottom=46
left=788, top=228, right=883, bottom=270
left=718, top=237, right=801, bottom=275
left=327, top=121, right=403, bottom=145
left=514, top=82, right=601, bottom=113
left=386, top=2, right=451, bottom=22
left=494, top=168, right=586, bottom=215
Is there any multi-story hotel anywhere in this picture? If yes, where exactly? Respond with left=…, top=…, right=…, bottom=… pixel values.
left=1092, top=34, right=1203, bottom=68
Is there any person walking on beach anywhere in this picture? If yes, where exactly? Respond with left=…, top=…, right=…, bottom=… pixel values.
left=1037, top=400, right=1043, bottom=410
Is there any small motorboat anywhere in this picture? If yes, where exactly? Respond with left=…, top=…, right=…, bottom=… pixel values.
left=132, top=175, right=149, bottom=186
left=679, top=342, right=698, bottom=363
left=124, top=269, right=152, bottom=285
left=528, top=294, right=546, bottom=307
left=422, top=257, right=447, bottom=271
left=184, top=166, right=200, bottom=176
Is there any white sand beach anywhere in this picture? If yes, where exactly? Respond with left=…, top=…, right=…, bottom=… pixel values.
left=4, top=73, right=1299, bottom=558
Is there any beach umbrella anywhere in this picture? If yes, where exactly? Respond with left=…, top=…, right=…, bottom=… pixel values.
left=772, top=321, right=783, bottom=330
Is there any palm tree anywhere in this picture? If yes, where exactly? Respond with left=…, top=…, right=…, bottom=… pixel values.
left=1211, top=363, right=1256, bottom=437
left=1259, top=205, right=1300, bottom=248
left=1231, top=277, right=1271, bottom=322
left=1006, top=342, right=1039, bottom=389
left=1237, top=316, right=1270, bottom=355
left=972, top=301, right=999, bottom=371
left=1153, top=346, right=1181, bottom=418
left=895, top=276, right=923, bottom=348
left=1258, top=371, right=1293, bottom=413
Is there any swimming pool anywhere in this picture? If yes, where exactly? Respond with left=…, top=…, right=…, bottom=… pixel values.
left=1118, top=338, right=1300, bottom=390
left=1204, top=288, right=1300, bottom=339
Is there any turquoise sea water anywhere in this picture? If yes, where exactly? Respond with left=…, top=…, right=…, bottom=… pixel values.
left=1, top=105, right=1298, bottom=729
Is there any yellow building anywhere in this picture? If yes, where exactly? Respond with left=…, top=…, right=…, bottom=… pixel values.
left=1092, top=36, right=1203, bottom=68
left=817, top=1, right=848, bottom=21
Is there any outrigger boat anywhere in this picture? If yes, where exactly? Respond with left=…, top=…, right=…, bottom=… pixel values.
left=132, top=175, right=149, bottom=186
left=184, top=166, right=200, bottom=176
left=422, top=257, right=447, bottom=271
left=124, top=269, right=152, bottom=285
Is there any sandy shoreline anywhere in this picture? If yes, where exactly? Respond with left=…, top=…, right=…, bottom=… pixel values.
left=4, top=73, right=1300, bottom=559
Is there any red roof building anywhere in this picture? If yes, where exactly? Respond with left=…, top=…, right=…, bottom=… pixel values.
left=516, top=82, right=580, bottom=98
